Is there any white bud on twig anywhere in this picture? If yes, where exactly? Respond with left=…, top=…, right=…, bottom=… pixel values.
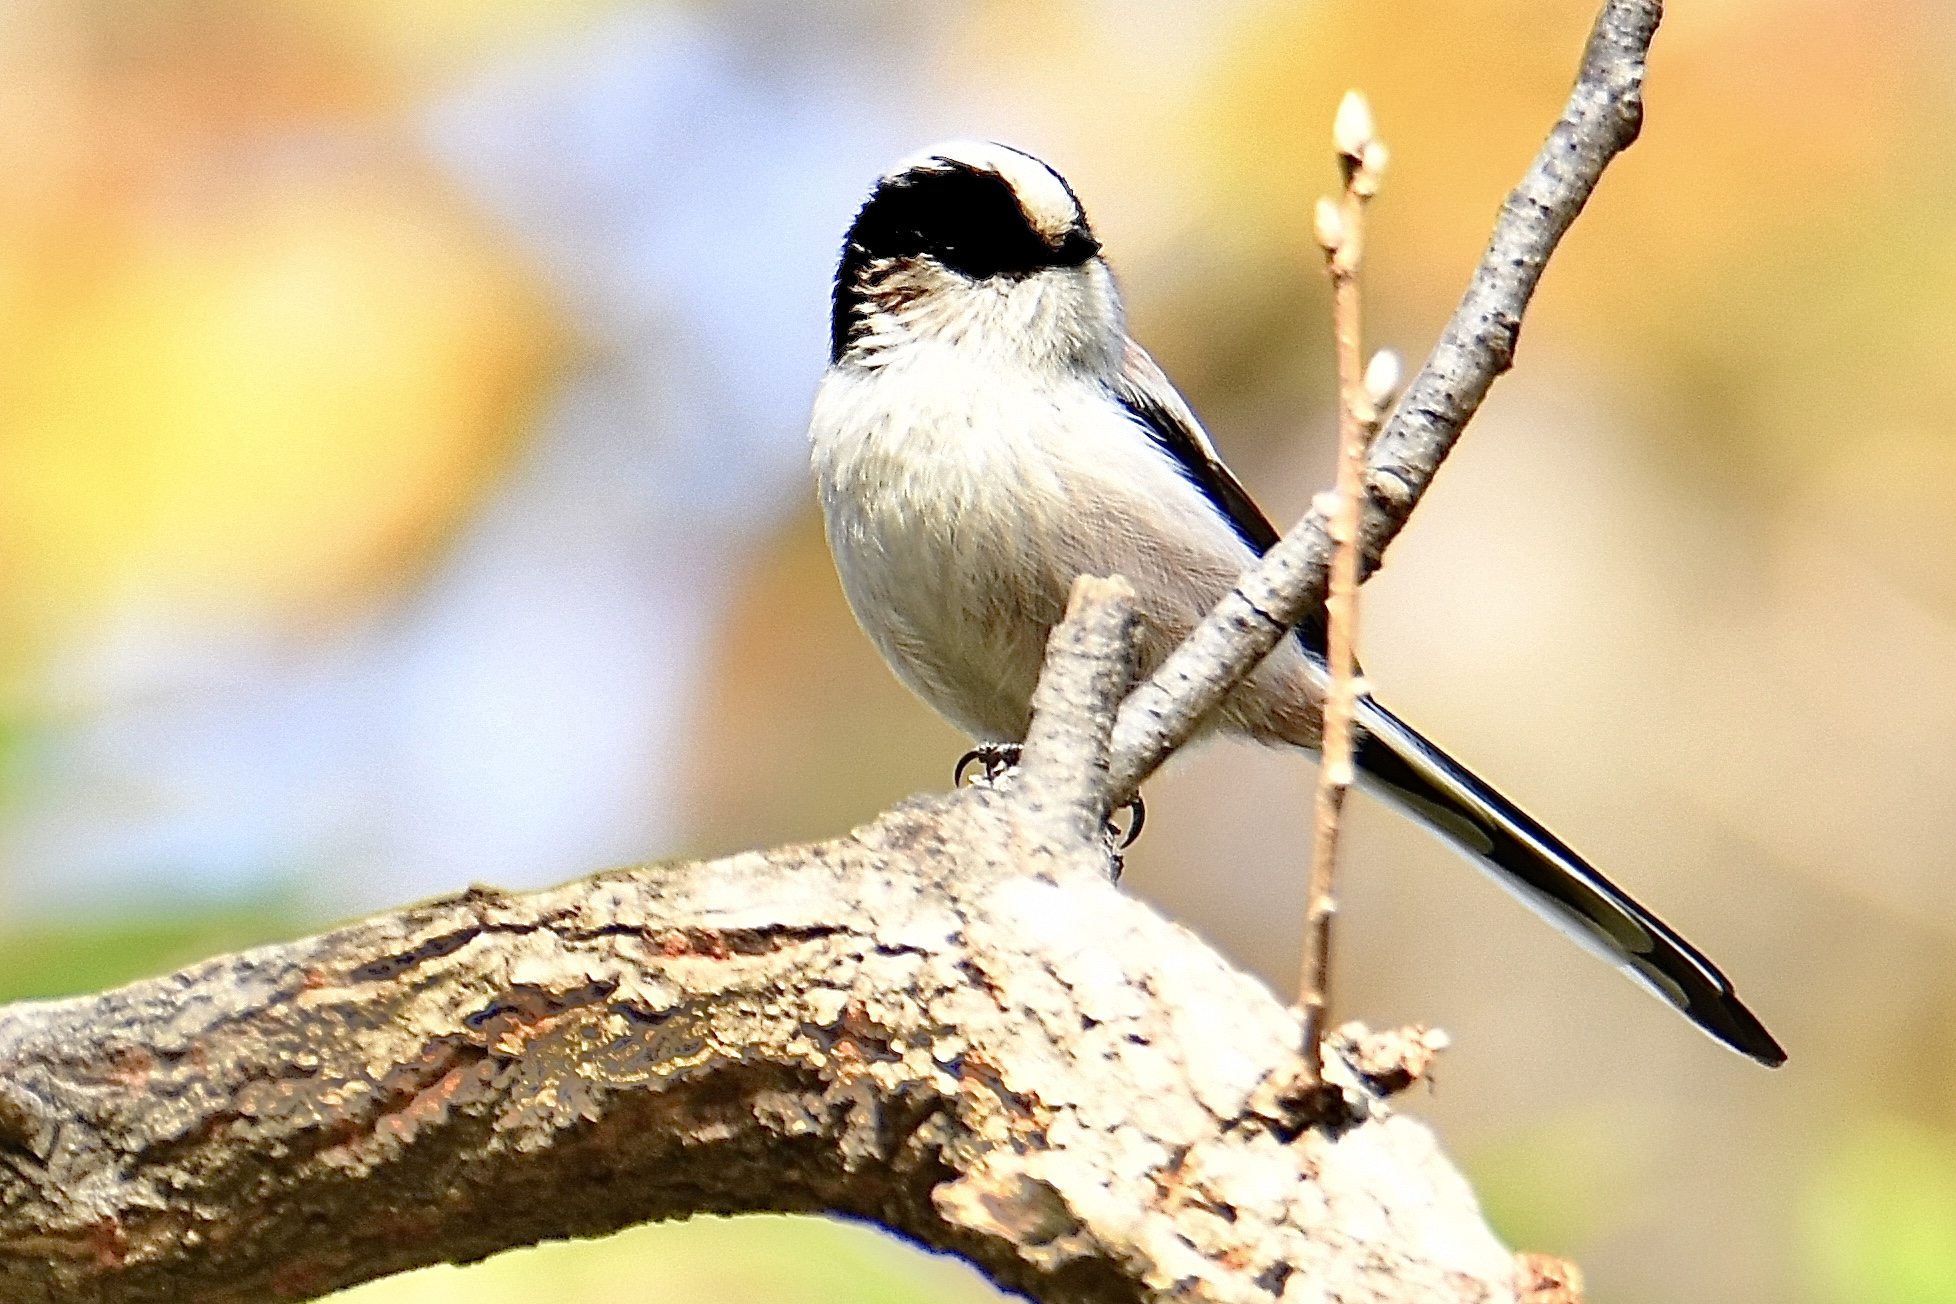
left=1353, top=142, right=1390, bottom=199
left=1333, top=91, right=1374, bottom=159
left=1312, top=196, right=1345, bottom=252
left=1363, top=349, right=1403, bottom=410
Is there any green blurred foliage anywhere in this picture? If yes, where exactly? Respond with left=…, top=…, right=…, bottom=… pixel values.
left=0, top=906, right=301, bottom=1004
left=1464, top=1105, right=1650, bottom=1263
left=1803, top=1117, right=1956, bottom=1304
left=327, top=1213, right=1005, bottom=1304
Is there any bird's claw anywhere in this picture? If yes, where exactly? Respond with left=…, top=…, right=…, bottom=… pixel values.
left=1104, top=793, right=1146, bottom=884
left=954, top=742, right=1023, bottom=787
left=956, top=744, right=1143, bottom=878
left=1108, top=794, right=1146, bottom=849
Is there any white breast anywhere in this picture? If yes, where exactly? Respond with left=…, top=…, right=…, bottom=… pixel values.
left=809, top=344, right=1261, bottom=742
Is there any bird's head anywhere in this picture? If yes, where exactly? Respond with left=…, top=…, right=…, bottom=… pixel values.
left=830, top=140, right=1120, bottom=371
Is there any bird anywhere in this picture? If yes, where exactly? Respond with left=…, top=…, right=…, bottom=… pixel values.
left=806, top=139, right=1785, bottom=1067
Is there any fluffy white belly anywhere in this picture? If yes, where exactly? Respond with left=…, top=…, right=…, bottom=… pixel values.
left=809, top=354, right=1274, bottom=743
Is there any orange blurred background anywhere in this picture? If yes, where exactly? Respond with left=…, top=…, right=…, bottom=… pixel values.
left=3, top=3, right=1954, bottom=1302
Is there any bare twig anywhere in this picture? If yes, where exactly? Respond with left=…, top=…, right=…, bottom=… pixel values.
left=1105, top=0, right=1663, bottom=799
left=1297, top=93, right=1395, bottom=1083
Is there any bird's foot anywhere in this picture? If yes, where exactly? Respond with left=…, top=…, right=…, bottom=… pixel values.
left=956, top=743, right=1143, bottom=880
left=954, top=742, right=1023, bottom=787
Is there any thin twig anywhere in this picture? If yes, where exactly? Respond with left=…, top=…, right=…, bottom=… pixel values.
left=1297, top=93, right=1396, bottom=1082
left=1104, top=0, right=1663, bottom=801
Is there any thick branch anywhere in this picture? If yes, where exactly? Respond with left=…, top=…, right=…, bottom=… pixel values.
left=0, top=593, right=1514, bottom=1303
left=1107, top=0, right=1661, bottom=795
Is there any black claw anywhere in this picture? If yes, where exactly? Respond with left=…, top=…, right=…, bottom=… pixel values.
left=1102, top=797, right=1144, bottom=883
left=954, top=742, right=1023, bottom=787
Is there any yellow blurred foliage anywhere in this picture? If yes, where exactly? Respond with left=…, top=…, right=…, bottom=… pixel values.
left=315, top=0, right=639, bottom=81
left=0, top=0, right=564, bottom=699
left=330, top=1215, right=1004, bottom=1304
left=0, top=176, right=559, bottom=688
left=1182, top=0, right=1956, bottom=486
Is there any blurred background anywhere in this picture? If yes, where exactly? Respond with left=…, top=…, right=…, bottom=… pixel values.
left=0, top=0, right=1951, bottom=1300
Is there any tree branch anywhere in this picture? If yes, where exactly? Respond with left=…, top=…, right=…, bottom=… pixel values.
left=1107, top=0, right=1661, bottom=797
left=0, top=588, right=1512, bottom=1304
left=1008, top=575, right=1142, bottom=852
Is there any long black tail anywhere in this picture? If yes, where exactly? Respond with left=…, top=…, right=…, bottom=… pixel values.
left=1350, top=695, right=1785, bottom=1067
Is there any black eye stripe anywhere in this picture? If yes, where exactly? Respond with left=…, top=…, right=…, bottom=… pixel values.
left=829, top=159, right=1100, bottom=362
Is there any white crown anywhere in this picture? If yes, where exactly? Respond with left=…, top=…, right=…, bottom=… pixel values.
left=885, top=139, right=1082, bottom=244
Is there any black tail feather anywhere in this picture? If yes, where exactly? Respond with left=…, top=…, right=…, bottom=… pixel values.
left=1350, top=696, right=1785, bottom=1067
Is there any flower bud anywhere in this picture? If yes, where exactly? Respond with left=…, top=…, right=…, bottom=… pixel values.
left=1333, top=91, right=1374, bottom=159
left=1363, top=349, right=1403, bottom=409
left=1313, top=196, right=1345, bottom=251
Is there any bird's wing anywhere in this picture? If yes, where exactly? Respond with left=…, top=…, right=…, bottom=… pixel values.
left=1112, top=339, right=1328, bottom=652
left=1113, top=338, right=1281, bottom=553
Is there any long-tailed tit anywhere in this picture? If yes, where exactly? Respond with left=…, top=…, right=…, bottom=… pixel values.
left=807, top=140, right=1783, bottom=1066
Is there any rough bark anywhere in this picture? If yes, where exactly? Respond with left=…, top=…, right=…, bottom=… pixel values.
left=0, top=582, right=1514, bottom=1304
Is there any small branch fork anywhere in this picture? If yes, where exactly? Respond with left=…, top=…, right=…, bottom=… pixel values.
left=0, top=3, right=1660, bottom=1301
